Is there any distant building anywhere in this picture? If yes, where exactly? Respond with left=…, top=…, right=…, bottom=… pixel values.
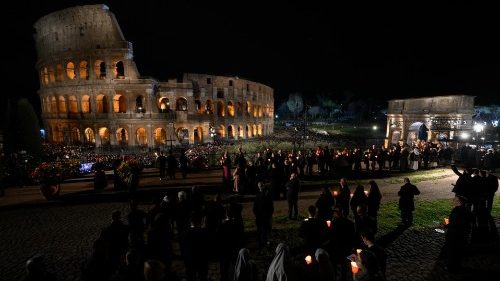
left=33, top=5, right=274, bottom=147
left=386, top=95, right=475, bottom=147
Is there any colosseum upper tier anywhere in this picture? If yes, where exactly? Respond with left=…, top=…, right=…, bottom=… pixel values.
left=34, top=4, right=274, bottom=147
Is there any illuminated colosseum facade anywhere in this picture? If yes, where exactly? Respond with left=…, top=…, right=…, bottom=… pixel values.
left=34, top=5, right=274, bottom=147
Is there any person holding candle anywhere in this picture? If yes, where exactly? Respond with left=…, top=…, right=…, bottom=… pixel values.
left=315, top=186, right=335, bottom=221
left=327, top=207, right=355, bottom=281
left=397, top=178, right=420, bottom=226
left=299, top=205, right=326, bottom=256
left=360, top=229, right=387, bottom=277
left=350, top=185, right=369, bottom=223
left=352, top=250, right=386, bottom=281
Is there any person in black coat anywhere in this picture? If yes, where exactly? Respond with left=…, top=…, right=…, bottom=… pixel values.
left=253, top=182, right=274, bottom=248
left=328, top=207, right=355, bottom=281
left=337, top=178, right=351, bottom=218
left=182, top=214, right=210, bottom=281
left=298, top=205, right=326, bottom=255
left=286, top=173, right=300, bottom=220
left=398, top=178, right=420, bottom=226
left=315, top=186, right=335, bottom=221
left=350, top=185, right=368, bottom=223
left=360, top=229, right=387, bottom=277
left=157, top=151, right=167, bottom=180
left=367, top=181, right=382, bottom=220
left=444, top=196, right=471, bottom=272
left=166, top=150, right=177, bottom=180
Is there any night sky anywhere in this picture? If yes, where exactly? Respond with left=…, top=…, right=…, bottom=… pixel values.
left=2, top=1, right=500, bottom=111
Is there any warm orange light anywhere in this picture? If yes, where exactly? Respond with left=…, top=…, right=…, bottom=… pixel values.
left=351, top=261, right=359, bottom=273
left=444, top=218, right=449, bottom=225
left=350, top=193, right=354, bottom=198
left=305, top=255, right=312, bottom=265
left=364, top=191, right=368, bottom=195
left=333, top=191, right=338, bottom=197
left=326, top=220, right=332, bottom=228
left=356, top=249, right=362, bottom=255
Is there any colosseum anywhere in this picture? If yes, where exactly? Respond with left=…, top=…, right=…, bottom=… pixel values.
left=34, top=4, right=274, bottom=148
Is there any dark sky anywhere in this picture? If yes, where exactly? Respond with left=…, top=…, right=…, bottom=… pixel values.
left=2, top=1, right=500, bottom=110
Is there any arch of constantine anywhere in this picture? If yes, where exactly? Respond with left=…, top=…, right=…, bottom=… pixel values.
left=34, top=5, right=274, bottom=147
left=385, top=95, right=475, bottom=147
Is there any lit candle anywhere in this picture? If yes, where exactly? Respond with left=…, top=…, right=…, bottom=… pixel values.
left=351, top=261, right=359, bottom=274
left=326, top=220, right=332, bottom=228
left=364, top=190, right=368, bottom=195
left=333, top=191, right=338, bottom=197
left=350, top=193, right=354, bottom=198
left=305, top=255, right=312, bottom=265
left=356, top=249, right=362, bottom=255
left=444, top=218, right=449, bottom=225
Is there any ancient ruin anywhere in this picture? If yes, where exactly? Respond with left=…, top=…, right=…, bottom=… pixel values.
left=34, top=4, right=274, bottom=147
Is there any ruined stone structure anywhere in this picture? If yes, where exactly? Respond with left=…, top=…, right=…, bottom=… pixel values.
left=34, top=5, right=274, bottom=147
left=386, top=95, right=475, bottom=147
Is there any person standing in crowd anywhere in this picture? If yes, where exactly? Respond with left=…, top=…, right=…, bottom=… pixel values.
left=253, top=182, right=274, bottom=248
left=315, top=248, right=336, bottom=281
left=400, top=145, right=409, bottom=172
left=327, top=207, right=355, bottom=281
left=352, top=250, right=386, bottom=281
left=315, top=186, right=336, bottom=221
left=360, top=229, right=387, bottom=277
left=286, top=173, right=300, bottom=220
left=350, top=185, right=368, bottom=222
left=166, top=150, right=177, bottom=180
left=338, top=178, right=351, bottom=218
left=444, top=196, right=471, bottom=272
left=233, top=248, right=258, bottom=281
left=179, top=150, right=189, bottom=179
left=183, top=214, right=210, bottom=281
left=367, top=181, right=382, bottom=221
left=157, top=151, right=167, bottom=181
left=299, top=205, right=326, bottom=255
left=222, top=151, right=232, bottom=191
left=482, top=170, right=499, bottom=239
left=398, top=178, right=420, bottom=226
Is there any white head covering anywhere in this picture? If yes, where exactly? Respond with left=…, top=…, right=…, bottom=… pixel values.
left=266, top=243, right=289, bottom=281
left=234, top=248, right=253, bottom=281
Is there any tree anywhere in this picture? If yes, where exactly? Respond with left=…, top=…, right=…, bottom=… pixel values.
left=286, top=93, right=303, bottom=119
left=16, top=99, right=42, bottom=159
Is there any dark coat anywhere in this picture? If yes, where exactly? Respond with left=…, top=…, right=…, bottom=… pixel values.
left=398, top=183, right=420, bottom=211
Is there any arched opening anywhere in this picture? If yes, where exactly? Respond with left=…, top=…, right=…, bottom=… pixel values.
left=154, top=128, right=167, bottom=145
left=99, top=127, right=110, bottom=145
left=194, top=127, right=203, bottom=144
left=81, top=95, right=91, bottom=113
left=246, top=101, right=251, bottom=115
left=246, top=125, right=252, bottom=137
left=217, top=101, right=225, bottom=117
left=136, top=96, right=145, bottom=113
left=258, top=105, right=262, bottom=117
left=176, top=127, right=189, bottom=143
left=56, top=64, right=64, bottom=81
left=116, top=128, right=128, bottom=145
left=218, top=125, right=225, bottom=138
left=96, top=95, right=108, bottom=113
left=227, top=125, right=234, bottom=139
left=253, top=104, right=258, bottom=117
left=176, top=97, right=188, bottom=111
left=238, top=125, right=244, bottom=138
left=205, top=100, right=213, bottom=114
left=95, top=60, right=106, bottom=79
left=42, top=97, right=49, bottom=113
left=227, top=101, right=235, bottom=117
left=136, top=128, right=147, bottom=146
left=113, top=95, right=127, bottom=113
left=84, top=128, right=95, bottom=143
left=58, top=96, right=67, bottom=113
left=79, top=61, right=89, bottom=80
left=42, top=67, right=49, bottom=85
left=407, top=122, right=428, bottom=144
left=71, top=128, right=80, bottom=144
left=68, top=96, right=78, bottom=113
left=51, top=97, right=57, bottom=113
left=195, top=100, right=202, bottom=113
left=252, top=124, right=257, bottom=136
left=49, top=66, right=55, bottom=82
left=237, top=102, right=242, bottom=115
left=159, top=97, right=170, bottom=112
left=257, top=124, right=263, bottom=136
left=66, top=62, right=76, bottom=80
left=114, top=61, right=124, bottom=78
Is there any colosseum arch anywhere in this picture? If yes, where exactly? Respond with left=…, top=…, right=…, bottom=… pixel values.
left=84, top=128, right=95, bottom=143
left=68, top=96, right=78, bottom=113
left=257, top=123, right=263, bottom=136
left=246, top=101, right=251, bottom=115
left=176, top=127, right=189, bottom=142
left=113, top=94, right=127, bottom=113
left=218, top=125, right=225, bottom=138
left=136, top=96, right=145, bottom=112
left=79, top=61, right=89, bottom=80
left=227, top=101, right=235, bottom=117
left=154, top=128, right=167, bottom=145
left=71, top=128, right=81, bottom=144
left=51, top=96, right=57, bottom=112
left=217, top=101, right=225, bottom=117
left=176, top=97, right=188, bottom=111
left=58, top=96, right=67, bottom=113
left=194, top=127, right=203, bottom=144
left=136, top=128, right=148, bottom=145
left=116, top=128, right=128, bottom=144
left=246, top=125, right=252, bottom=137
left=252, top=124, right=257, bottom=136
left=237, top=102, right=242, bottom=115
left=159, top=97, right=170, bottom=112
left=99, top=127, right=110, bottom=145
left=238, top=125, right=244, bottom=138
left=49, top=66, right=55, bottom=82
left=95, top=60, right=106, bottom=79
left=56, top=64, right=64, bottom=81
left=114, top=61, right=124, bottom=78
left=66, top=62, right=76, bottom=80
left=81, top=95, right=91, bottom=113
left=258, top=105, right=262, bottom=117
left=227, top=125, right=235, bottom=139
left=205, top=99, right=213, bottom=114
left=96, top=94, right=108, bottom=113
left=42, top=67, right=49, bottom=85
